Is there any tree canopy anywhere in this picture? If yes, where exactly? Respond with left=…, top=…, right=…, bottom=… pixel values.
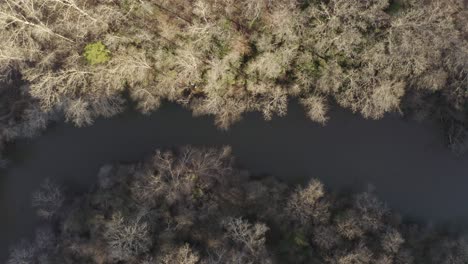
left=8, top=147, right=468, bottom=264
left=0, top=0, right=466, bottom=150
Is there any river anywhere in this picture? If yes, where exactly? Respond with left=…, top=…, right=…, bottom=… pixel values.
left=1, top=102, right=467, bottom=260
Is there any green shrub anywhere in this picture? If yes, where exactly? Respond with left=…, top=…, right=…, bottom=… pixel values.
left=386, top=0, right=403, bottom=15
left=83, top=41, right=111, bottom=65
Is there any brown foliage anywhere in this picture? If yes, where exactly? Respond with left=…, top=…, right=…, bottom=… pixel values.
left=12, top=147, right=468, bottom=263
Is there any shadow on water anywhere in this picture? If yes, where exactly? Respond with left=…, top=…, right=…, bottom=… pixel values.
left=1, top=101, right=468, bottom=260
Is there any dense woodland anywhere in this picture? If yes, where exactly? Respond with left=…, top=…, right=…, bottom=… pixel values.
left=2, top=1, right=468, bottom=263
left=8, top=147, right=468, bottom=264
left=0, top=0, right=467, bottom=154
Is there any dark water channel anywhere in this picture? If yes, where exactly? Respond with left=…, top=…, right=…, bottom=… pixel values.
left=1, top=102, right=468, bottom=260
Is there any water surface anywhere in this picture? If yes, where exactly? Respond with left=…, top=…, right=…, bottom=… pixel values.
left=1, top=102, right=467, bottom=260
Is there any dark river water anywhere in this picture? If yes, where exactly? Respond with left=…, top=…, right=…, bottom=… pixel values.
left=1, top=102, right=468, bottom=260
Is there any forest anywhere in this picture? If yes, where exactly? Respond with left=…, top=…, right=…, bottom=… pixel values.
left=0, top=0, right=467, bottom=156
left=1, top=1, right=468, bottom=263
left=7, top=147, right=468, bottom=264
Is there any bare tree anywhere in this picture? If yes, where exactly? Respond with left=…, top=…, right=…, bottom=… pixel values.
left=336, top=243, right=374, bottom=264
left=354, top=191, right=388, bottom=232
left=49, top=0, right=96, bottom=22
left=0, top=0, right=74, bottom=43
left=287, top=179, right=330, bottom=224
left=63, top=98, right=94, bottom=127
left=160, top=244, right=200, bottom=264
left=7, top=242, right=36, bottom=264
left=222, top=217, right=269, bottom=257
left=312, top=225, right=341, bottom=250
left=336, top=210, right=365, bottom=240
left=32, top=178, right=64, bottom=219
left=104, top=212, right=152, bottom=260
left=381, top=228, right=404, bottom=254
left=300, top=95, right=329, bottom=124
